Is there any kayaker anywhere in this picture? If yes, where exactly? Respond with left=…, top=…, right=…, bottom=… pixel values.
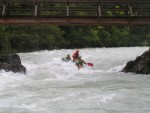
left=75, top=56, right=86, bottom=70
left=72, top=50, right=79, bottom=62
left=62, top=54, right=71, bottom=62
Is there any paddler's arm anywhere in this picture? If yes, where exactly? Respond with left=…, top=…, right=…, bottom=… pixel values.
left=82, top=60, right=86, bottom=64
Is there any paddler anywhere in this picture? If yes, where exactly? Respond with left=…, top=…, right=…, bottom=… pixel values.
left=75, top=56, right=86, bottom=70
left=72, top=49, right=80, bottom=62
left=62, top=54, right=71, bottom=62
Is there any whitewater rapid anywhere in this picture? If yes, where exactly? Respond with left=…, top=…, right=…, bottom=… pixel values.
left=0, top=47, right=150, bottom=113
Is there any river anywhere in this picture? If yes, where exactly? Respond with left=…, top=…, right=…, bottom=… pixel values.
left=0, top=47, right=150, bottom=113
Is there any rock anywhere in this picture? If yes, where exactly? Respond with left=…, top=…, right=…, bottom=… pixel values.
left=122, top=49, right=150, bottom=74
left=0, top=54, right=21, bottom=64
left=0, top=54, right=26, bottom=74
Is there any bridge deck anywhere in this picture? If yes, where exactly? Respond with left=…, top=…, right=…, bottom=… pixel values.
left=0, top=17, right=149, bottom=25
left=0, top=0, right=149, bottom=25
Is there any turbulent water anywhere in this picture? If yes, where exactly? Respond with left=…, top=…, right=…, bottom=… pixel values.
left=0, top=47, right=150, bottom=113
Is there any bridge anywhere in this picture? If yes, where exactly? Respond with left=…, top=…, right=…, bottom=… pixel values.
left=0, top=0, right=150, bottom=25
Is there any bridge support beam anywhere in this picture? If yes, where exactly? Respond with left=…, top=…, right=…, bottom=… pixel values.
left=34, top=1, right=38, bottom=16
left=129, top=5, right=133, bottom=17
left=0, top=18, right=149, bottom=26
left=66, top=4, right=69, bottom=16
left=2, top=5, right=6, bottom=16
left=98, top=5, right=102, bottom=17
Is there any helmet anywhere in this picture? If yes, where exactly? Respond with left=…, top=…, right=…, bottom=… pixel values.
left=76, top=50, right=79, bottom=52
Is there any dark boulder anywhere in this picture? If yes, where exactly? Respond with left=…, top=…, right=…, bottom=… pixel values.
left=122, top=49, right=150, bottom=74
left=0, top=54, right=21, bottom=64
left=0, top=54, right=26, bottom=74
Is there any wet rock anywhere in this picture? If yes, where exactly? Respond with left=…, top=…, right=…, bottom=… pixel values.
left=122, top=49, right=150, bottom=74
left=0, top=54, right=26, bottom=74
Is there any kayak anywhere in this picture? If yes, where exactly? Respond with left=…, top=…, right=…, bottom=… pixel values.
left=62, top=58, right=71, bottom=62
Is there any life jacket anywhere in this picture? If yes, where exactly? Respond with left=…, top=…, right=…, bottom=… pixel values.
left=76, top=60, right=83, bottom=66
left=72, top=52, right=79, bottom=59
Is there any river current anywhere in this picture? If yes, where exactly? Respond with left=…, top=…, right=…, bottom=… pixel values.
left=0, top=47, right=150, bottom=113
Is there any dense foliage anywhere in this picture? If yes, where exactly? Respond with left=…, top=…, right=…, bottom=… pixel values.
left=0, top=25, right=149, bottom=54
left=0, top=2, right=149, bottom=54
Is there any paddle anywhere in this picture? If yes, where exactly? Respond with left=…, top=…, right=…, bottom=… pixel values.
left=86, top=63, right=94, bottom=67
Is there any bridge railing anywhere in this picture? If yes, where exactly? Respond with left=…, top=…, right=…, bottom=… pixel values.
left=132, top=3, right=150, bottom=17
left=0, top=0, right=150, bottom=18
left=0, top=2, right=3, bottom=16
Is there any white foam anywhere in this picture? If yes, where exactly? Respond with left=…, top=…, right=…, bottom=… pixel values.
left=0, top=47, right=149, bottom=113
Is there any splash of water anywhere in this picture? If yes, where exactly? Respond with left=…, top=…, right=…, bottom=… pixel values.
left=0, top=47, right=150, bottom=113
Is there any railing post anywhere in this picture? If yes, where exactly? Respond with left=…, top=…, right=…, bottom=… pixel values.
left=66, top=1, right=69, bottom=17
left=98, top=4, right=101, bottom=17
left=34, top=0, right=38, bottom=16
left=2, top=0, right=6, bottom=16
left=129, top=5, right=133, bottom=17
left=128, top=2, right=133, bottom=25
